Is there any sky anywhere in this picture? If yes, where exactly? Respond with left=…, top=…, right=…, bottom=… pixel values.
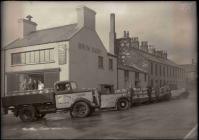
left=1, top=1, right=197, bottom=64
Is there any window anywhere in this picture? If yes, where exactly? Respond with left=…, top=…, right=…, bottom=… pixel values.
left=44, top=49, right=50, bottom=62
left=163, top=66, right=165, bottom=77
left=39, top=50, right=45, bottom=63
left=30, top=51, right=35, bottom=63
left=159, top=65, right=161, bottom=76
left=155, top=64, right=158, bottom=76
left=26, top=52, right=31, bottom=64
left=21, top=53, right=26, bottom=64
left=12, top=53, right=21, bottom=65
left=49, top=49, right=54, bottom=61
left=98, top=56, right=104, bottom=69
left=151, top=62, right=153, bottom=75
left=144, top=73, right=147, bottom=82
left=35, top=51, right=39, bottom=63
left=11, top=48, right=54, bottom=65
left=135, top=72, right=139, bottom=81
left=109, top=59, right=113, bottom=70
left=124, top=70, right=129, bottom=82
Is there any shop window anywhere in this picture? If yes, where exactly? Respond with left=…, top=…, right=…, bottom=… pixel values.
left=109, top=59, right=113, bottom=70
left=98, top=56, right=104, bottom=69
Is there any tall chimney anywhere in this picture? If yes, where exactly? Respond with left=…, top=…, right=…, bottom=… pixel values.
left=192, top=58, right=194, bottom=64
left=76, top=6, right=96, bottom=30
left=109, top=13, right=116, bottom=54
left=18, top=15, right=37, bottom=38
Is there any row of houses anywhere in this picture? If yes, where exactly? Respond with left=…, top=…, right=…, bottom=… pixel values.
left=2, top=6, right=186, bottom=96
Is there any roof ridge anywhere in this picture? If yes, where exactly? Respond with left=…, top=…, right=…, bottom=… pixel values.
left=33, top=23, right=77, bottom=33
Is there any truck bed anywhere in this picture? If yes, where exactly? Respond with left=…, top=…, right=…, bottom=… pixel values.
left=2, top=89, right=55, bottom=108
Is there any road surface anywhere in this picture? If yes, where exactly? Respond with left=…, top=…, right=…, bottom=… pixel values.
left=1, top=89, right=197, bottom=139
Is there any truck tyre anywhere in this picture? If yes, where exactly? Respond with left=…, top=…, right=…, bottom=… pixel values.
left=19, top=106, right=36, bottom=122
left=117, top=98, right=129, bottom=111
left=35, top=113, right=46, bottom=120
left=70, top=101, right=91, bottom=118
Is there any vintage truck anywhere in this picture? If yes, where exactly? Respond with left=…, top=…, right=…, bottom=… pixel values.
left=131, top=85, right=171, bottom=105
left=2, top=81, right=131, bottom=122
left=2, top=81, right=100, bottom=122
left=100, top=89, right=131, bottom=110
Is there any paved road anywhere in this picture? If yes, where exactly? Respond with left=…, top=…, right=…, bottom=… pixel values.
left=1, top=90, right=197, bottom=139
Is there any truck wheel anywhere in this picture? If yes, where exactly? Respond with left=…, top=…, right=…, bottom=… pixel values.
left=117, top=98, right=129, bottom=111
left=70, top=101, right=91, bottom=118
left=19, top=106, right=36, bottom=122
left=35, top=113, right=46, bottom=120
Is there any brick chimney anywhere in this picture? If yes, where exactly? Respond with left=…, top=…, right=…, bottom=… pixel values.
left=76, top=6, right=96, bottom=30
left=109, top=13, right=116, bottom=54
left=18, top=15, right=37, bottom=38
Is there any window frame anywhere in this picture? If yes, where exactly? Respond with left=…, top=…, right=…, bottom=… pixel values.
left=11, top=48, right=55, bottom=66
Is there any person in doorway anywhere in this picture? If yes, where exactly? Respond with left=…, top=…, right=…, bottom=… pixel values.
left=33, top=80, right=38, bottom=90
left=27, top=77, right=34, bottom=90
left=20, top=78, right=28, bottom=91
left=38, top=80, right=44, bottom=90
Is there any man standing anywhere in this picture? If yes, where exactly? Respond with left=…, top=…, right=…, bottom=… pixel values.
left=38, top=80, right=44, bottom=90
left=147, top=84, right=152, bottom=103
left=27, top=78, right=34, bottom=90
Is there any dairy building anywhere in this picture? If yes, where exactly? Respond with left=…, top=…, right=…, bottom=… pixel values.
left=3, top=6, right=147, bottom=95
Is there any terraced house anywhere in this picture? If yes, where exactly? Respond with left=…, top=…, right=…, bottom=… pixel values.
left=115, top=31, right=186, bottom=89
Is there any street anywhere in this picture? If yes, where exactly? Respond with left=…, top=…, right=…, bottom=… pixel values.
left=1, top=90, right=197, bottom=139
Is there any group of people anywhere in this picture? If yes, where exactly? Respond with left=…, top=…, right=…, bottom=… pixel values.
left=20, top=78, right=44, bottom=91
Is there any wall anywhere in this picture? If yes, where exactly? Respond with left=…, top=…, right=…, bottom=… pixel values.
left=4, top=41, right=70, bottom=94
left=69, top=28, right=117, bottom=90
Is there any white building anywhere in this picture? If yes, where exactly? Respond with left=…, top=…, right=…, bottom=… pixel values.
left=2, top=6, right=147, bottom=96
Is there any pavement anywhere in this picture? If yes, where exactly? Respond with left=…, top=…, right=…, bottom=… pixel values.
left=1, top=89, right=197, bottom=139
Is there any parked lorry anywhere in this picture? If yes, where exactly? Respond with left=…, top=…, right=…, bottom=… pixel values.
left=131, top=85, right=171, bottom=105
left=2, top=81, right=131, bottom=122
left=2, top=81, right=100, bottom=122
left=100, top=89, right=131, bottom=110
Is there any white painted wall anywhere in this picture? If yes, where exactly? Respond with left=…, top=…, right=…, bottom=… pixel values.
left=5, top=41, right=70, bottom=85
left=69, top=28, right=117, bottom=89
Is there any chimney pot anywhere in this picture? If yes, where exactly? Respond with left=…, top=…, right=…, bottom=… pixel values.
left=124, top=31, right=126, bottom=37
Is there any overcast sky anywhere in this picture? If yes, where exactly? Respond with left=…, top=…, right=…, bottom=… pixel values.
left=1, top=1, right=197, bottom=64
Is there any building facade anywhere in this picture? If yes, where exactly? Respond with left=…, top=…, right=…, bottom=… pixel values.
left=3, top=6, right=120, bottom=95
left=180, top=59, right=197, bottom=89
left=115, top=31, right=186, bottom=90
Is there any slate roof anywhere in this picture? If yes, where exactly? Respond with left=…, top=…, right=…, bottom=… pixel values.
left=131, top=47, right=179, bottom=67
left=180, top=64, right=197, bottom=72
left=4, top=23, right=80, bottom=50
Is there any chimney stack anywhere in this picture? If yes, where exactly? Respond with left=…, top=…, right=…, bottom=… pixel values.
left=76, top=6, right=96, bottom=30
left=126, top=31, right=129, bottom=38
left=124, top=31, right=126, bottom=38
left=192, top=58, right=194, bottom=64
left=18, top=15, right=37, bottom=38
left=109, top=13, right=116, bottom=54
